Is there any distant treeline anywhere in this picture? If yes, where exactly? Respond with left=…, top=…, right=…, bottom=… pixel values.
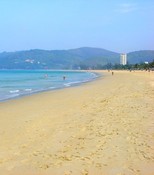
left=78, top=60, right=154, bottom=70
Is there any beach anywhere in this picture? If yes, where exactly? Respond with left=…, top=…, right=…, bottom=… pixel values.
left=0, top=70, right=154, bottom=175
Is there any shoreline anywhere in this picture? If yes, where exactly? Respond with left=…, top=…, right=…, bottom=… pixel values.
left=0, top=70, right=154, bottom=175
left=0, top=70, right=100, bottom=103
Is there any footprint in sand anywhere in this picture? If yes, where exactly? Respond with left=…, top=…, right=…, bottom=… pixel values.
left=95, top=163, right=102, bottom=168
left=64, top=171, right=73, bottom=175
left=81, top=169, right=89, bottom=175
left=39, top=164, right=50, bottom=169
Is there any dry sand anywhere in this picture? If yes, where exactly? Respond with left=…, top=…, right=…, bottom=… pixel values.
left=0, top=70, right=154, bottom=175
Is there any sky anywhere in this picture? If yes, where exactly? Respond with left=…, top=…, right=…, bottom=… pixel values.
left=0, top=0, right=154, bottom=53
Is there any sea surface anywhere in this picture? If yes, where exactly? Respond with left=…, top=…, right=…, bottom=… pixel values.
left=0, top=70, right=98, bottom=101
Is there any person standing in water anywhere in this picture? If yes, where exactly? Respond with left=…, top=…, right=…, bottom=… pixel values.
left=44, top=74, right=48, bottom=78
left=63, top=76, right=66, bottom=80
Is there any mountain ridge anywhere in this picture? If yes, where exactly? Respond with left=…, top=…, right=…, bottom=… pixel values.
left=0, top=47, right=154, bottom=69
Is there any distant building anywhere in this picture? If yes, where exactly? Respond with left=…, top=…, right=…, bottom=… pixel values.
left=120, top=53, right=127, bottom=65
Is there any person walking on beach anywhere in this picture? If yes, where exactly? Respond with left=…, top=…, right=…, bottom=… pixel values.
left=112, top=71, right=114, bottom=75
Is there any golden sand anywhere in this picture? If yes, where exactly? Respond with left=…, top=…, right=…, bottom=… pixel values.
left=0, top=71, right=154, bottom=175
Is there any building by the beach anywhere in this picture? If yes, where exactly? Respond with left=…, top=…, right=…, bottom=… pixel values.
left=120, top=53, right=127, bottom=65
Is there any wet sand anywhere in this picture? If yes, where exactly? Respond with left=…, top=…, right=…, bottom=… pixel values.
left=0, top=70, right=154, bottom=175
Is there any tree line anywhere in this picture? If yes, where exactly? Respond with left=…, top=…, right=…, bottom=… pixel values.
left=78, top=60, right=154, bottom=70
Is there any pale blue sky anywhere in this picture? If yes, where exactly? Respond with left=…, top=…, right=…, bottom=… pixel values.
left=0, top=0, right=154, bottom=53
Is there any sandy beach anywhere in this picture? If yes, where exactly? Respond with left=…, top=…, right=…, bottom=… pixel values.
left=0, top=70, right=154, bottom=175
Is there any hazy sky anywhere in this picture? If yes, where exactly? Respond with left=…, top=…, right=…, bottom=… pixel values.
left=0, top=0, right=154, bottom=53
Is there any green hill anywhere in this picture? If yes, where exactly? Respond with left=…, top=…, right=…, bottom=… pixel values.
left=0, top=47, right=153, bottom=69
left=128, top=50, right=154, bottom=64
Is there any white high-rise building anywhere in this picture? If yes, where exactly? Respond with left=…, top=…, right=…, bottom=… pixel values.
left=120, top=54, right=127, bottom=65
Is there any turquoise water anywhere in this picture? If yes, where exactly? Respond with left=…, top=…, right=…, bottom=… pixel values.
left=0, top=70, right=98, bottom=101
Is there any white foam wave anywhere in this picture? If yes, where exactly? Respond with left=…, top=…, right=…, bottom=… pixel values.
left=49, top=87, right=56, bottom=89
left=25, top=89, right=32, bottom=91
left=9, top=94, right=20, bottom=98
left=10, top=90, right=20, bottom=93
left=64, top=80, right=86, bottom=87
left=0, top=94, right=20, bottom=101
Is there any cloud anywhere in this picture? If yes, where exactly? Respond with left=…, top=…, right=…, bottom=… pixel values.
left=116, top=3, right=137, bottom=13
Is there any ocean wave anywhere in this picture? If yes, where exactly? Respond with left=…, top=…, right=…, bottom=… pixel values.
left=64, top=80, right=87, bottom=87
left=0, top=94, right=20, bottom=101
left=90, top=72, right=98, bottom=77
left=48, top=87, right=56, bottom=89
left=25, top=89, right=32, bottom=91
left=9, top=94, right=20, bottom=98
left=9, top=90, right=20, bottom=93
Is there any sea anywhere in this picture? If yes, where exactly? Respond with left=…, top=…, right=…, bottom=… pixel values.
left=0, top=70, right=98, bottom=102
